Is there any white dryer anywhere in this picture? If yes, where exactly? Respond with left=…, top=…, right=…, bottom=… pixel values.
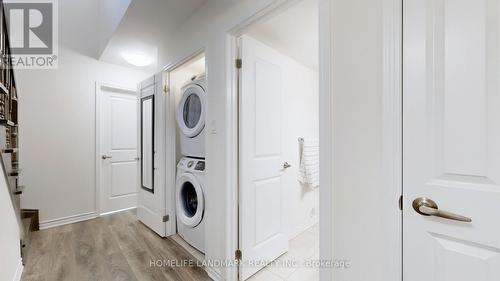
left=176, top=157, right=206, bottom=253
left=176, top=75, right=207, bottom=158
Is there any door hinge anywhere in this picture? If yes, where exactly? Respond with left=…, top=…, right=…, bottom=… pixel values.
left=235, top=249, right=242, bottom=260
left=163, top=85, right=169, bottom=94
left=399, top=195, right=403, bottom=211
left=162, top=215, right=169, bottom=222
left=235, top=58, right=242, bottom=69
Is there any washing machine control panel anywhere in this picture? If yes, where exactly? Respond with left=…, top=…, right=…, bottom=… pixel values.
left=178, top=158, right=205, bottom=172
left=194, top=161, right=205, bottom=171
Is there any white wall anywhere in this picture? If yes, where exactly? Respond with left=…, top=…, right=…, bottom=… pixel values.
left=322, top=0, right=401, bottom=280
left=98, top=0, right=133, bottom=56
left=247, top=0, right=319, bottom=70
left=278, top=44, right=320, bottom=238
left=16, top=46, right=149, bottom=227
left=0, top=178, right=22, bottom=281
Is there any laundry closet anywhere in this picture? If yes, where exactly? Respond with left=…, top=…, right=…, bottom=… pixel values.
left=137, top=54, right=208, bottom=261
left=169, top=54, right=207, bottom=258
left=135, top=2, right=319, bottom=280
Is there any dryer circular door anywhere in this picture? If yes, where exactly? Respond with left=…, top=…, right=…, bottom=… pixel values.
left=176, top=84, right=206, bottom=138
left=176, top=173, right=205, bottom=227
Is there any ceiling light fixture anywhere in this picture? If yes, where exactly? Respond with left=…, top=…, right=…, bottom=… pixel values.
left=122, top=52, right=153, bottom=67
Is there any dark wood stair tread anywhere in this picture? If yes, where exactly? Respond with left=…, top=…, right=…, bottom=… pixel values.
left=13, top=185, right=24, bottom=195
left=2, top=148, right=17, bottom=153
left=0, top=119, right=15, bottom=127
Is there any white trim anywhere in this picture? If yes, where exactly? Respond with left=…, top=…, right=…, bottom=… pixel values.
left=382, top=0, right=403, bottom=281
left=99, top=207, right=137, bottom=217
left=205, top=266, right=224, bottom=281
left=162, top=49, right=205, bottom=72
left=162, top=71, right=176, bottom=237
left=226, top=0, right=288, bottom=36
left=39, top=212, right=97, bottom=230
left=12, top=259, right=23, bottom=281
left=289, top=217, right=319, bottom=240
left=95, top=82, right=102, bottom=215
left=94, top=82, right=137, bottom=216
left=162, top=52, right=206, bottom=238
left=225, top=34, right=240, bottom=281
left=318, top=0, right=333, bottom=280
left=170, top=234, right=205, bottom=263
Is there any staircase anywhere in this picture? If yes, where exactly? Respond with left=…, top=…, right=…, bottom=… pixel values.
left=0, top=0, right=38, bottom=264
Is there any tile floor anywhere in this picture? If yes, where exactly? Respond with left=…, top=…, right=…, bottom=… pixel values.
left=248, top=224, right=319, bottom=281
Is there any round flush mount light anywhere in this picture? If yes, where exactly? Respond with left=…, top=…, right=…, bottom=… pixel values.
left=122, top=52, right=153, bottom=67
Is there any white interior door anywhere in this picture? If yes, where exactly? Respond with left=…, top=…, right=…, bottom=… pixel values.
left=99, top=85, right=138, bottom=215
left=137, top=74, right=168, bottom=237
left=239, top=35, right=289, bottom=280
left=404, top=0, right=500, bottom=280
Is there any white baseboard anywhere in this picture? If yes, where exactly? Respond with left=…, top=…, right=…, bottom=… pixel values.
left=289, top=216, right=319, bottom=239
left=170, top=234, right=205, bottom=263
left=205, top=265, right=223, bottom=281
left=170, top=234, right=222, bottom=281
left=99, top=206, right=137, bottom=217
left=39, top=212, right=97, bottom=230
left=13, top=259, right=23, bottom=281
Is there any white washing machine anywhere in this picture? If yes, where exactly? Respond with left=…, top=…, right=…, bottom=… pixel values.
left=176, top=157, right=206, bottom=253
left=176, top=75, right=207, bottom=158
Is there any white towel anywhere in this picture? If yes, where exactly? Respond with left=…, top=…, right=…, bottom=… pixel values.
left=298, top=138, right=319, bottom=189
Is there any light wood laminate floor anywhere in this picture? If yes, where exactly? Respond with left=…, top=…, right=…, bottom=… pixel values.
left=21, top=210, right=211, bottom=281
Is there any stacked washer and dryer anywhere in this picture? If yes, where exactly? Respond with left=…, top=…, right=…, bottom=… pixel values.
left=175, top=75, right=207, bottom=253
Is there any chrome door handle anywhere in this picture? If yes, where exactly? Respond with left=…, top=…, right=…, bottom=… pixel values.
left=283, top=162, right=291, bottom=169
left=412, top=197, right=471, bottom=222
left=101, top=155, right=112, bottom=160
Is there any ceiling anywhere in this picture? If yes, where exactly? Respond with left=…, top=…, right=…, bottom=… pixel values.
left=58, top=0, right=132, bottom=58
left=99, top=0, right=207, bottom=72
left=247, top=0, right=319, bottom=70
left=57, top=0, right=317, bottom=72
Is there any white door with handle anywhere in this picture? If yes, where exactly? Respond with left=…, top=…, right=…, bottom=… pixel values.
left=98, top=84, right=138, bottom=214
left=404, top=0, right=500, bottom=280
left=137, top=74, right=168, bottom=237
left=239, top=35, right=289, bottom=280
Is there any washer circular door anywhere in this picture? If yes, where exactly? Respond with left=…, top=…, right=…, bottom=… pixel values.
left=176, top=173, right=204, bottom=227
left=176, top=84, right=206, bottom=138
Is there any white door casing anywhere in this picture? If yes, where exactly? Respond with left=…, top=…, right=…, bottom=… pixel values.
left=239, top=35, right=289, bottom=280
left=404, top=0, right=500, bottom=280
left=137, top=74, right=168, bottom=237
left=98, top=84, right=138, bottom=215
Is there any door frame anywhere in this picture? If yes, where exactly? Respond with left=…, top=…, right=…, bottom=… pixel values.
left=381, top=0, right=403, bottom=279
left=162, top=49, right=206, bottom=237
left=95, top=82, right=138, bottom=216
left=225, top=0, right=403, bottom=280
